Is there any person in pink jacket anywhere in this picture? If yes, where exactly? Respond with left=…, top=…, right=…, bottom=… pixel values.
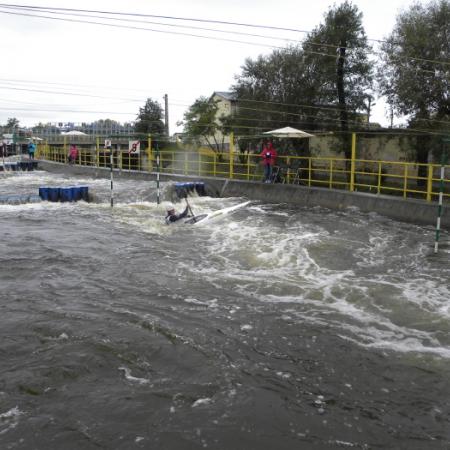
left=260, top=141, right=277, bottom=183
left=68, top=145, right=78, bottom=164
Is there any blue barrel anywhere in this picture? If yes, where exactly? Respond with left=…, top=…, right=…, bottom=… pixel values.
left=60, top=187, right=74, bottom=202
left=5, top=162, right=17, bottom=171
left=195, top=182, right=206, bottom=196
left=39, top=187, right=50, bottom=201
left=19, top=161, right=32, bottom=171
left=71, top=186, right=81, bottom=201
left=48, top=187, right=60, bottom=202
left=78, top=186, right=89, bottom=201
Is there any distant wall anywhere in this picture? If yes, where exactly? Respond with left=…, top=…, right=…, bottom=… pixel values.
left=309, top=133, right=417, bottom=163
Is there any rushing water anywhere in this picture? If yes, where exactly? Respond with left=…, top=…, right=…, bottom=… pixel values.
left=1, top=171, right=449, bottom=449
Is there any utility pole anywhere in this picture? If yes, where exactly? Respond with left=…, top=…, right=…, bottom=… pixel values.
left=164, top=94, right=169, bottom=137
left=367, top=97, right=372, bottom=130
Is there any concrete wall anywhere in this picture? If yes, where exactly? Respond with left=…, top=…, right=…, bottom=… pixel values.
left=39, top=160, right=448, bottom=230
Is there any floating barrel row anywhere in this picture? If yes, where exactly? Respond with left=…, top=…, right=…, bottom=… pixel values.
left=174, top=182, right=206, bottom=199
left=0, top=161, right=39, bottom=171
left=0, top=194, right=41, bottom=205
left=39, top=186, right=89, bottom=202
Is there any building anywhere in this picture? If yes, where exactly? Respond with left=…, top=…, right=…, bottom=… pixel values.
left=203, top=91, right=238, bottom=152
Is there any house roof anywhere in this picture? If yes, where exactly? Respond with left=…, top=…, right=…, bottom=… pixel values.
left=212, top=91, right=237, bottom=101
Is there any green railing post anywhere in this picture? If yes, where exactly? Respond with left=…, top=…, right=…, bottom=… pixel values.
left=184, top=151, right=188, bottom=175
left=247, top=152, right=250, bottom=180
left=350, top=133, right=356, bottom=192
left=213, top=153, right=216, bottom=177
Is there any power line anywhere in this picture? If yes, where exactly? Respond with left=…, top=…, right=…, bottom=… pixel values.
left=0, top=9, right=290, bottom=52
left=0, top=84, right=143, bottom=101
left=2, top=4, right=308, bottom=46
left=0, top=77, right=165, bottom=96
left=0, top=106, right=135, bottom=115
left=2, top=102, right=446, bottom=137
left=1, top=3, right=449, bottom=67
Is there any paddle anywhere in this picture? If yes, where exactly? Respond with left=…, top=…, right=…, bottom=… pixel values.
left=185, top=197, right=197, bottom=222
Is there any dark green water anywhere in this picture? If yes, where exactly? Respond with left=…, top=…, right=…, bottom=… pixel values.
left=1, top=172, right=449, bottom=449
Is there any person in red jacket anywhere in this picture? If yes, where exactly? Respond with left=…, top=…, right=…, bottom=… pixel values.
left=260, top=141, right=277, bottom=183
left=68, top=145, right=78, bottom=164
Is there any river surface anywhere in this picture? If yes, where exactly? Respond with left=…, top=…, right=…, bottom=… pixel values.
left=1, top=171, right=449, bottom=449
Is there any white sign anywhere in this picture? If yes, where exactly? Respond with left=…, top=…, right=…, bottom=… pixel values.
left=104, top=139, right=112, bottom=149
left=128, top=140, right=140, bottom=154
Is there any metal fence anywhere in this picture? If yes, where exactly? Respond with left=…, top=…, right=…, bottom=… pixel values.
left=37, top=141, right=450, bottom=203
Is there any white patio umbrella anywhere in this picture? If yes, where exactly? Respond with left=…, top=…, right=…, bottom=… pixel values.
left=263, top=126, right=314, bottom=138
left=61, top=130, right=87, bottom=136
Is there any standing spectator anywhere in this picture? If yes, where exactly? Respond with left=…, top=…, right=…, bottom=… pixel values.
left=260, top=140, right=277, bottom=183
left=27, top=140, right=36, bottom=160
left=68, top=144, right=78, bottom=164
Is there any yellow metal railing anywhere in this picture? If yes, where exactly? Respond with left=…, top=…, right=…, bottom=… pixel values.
left=37, top=144, right=450, bottom=202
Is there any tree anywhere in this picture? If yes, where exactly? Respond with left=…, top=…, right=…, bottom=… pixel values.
left=180, top=96, right=229, bottom=157
left=134, top=98, right=165, bottom=137
left=233, top=47, right=318, bottom=136
left=302, top=1, right=373, bottom=158
left=231, top=2, right=373, bottom=161
left=378, top=0, right=450, bottom=173
left=4, top=117, right=20, bottom=132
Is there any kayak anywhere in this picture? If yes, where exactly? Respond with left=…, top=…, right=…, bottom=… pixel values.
left=184, top=201, right=251, bottom=225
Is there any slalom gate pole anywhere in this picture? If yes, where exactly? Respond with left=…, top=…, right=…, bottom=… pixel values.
left=110, top=147, right=114, bottom=208
left=156, top=143, right=160, bottom=205
left=434, top=149, right=447, bottom=253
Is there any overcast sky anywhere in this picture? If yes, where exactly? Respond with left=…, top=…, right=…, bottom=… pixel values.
left=0, top=0, right=420, bottom=133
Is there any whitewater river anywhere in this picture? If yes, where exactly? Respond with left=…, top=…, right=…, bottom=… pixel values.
left=1, top=171, right=449, bottom=449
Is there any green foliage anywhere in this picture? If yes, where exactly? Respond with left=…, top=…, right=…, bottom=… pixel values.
left=303, top=1, right=373, bottom=112
left=2, top=117, right=20, bottom=133
left=179, top=96, right=229, bottom=155
left=378, top=0, right=450, bottom=165
left=134, top=98, right=165, bottom=137
left=379, top=0, right=450, bottom=121
left=233, top=47, right=315, bottom=135
left=231, top=2, right=373, bottom=157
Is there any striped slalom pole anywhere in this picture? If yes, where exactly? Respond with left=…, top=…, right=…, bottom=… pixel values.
left=434, top=149, right=447, bottom=253
left=156, top=143, right=160, bottom=205
left=110, top=147, right=114, bottom=208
